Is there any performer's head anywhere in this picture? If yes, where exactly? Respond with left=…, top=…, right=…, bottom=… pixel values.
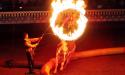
left=24, top=33, right=29, bottom=39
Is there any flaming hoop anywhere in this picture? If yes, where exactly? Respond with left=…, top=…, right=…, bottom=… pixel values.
left=50, top=0, right=88, bottom=41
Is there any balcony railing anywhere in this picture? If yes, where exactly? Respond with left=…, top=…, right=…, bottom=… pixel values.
left=0, top=9, right=125, bottom=24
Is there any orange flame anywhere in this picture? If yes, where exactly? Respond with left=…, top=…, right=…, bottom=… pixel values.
left=50, top=0, right=88, bottom=41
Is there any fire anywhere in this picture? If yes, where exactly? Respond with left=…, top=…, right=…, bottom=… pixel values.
left=50, top=0, right=88, bottom=41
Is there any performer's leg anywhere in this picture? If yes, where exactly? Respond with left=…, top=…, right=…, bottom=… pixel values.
left=29, top=57, right=34, bottom=73
left=65, top=50, right=74, bottom=66
left=60, top=62, right=64, bottom=71
left=60, top=55, right=66, bottom=71
left=26, top=51, right=34, bottom=73
left=54, top=56, right=58, bottom=73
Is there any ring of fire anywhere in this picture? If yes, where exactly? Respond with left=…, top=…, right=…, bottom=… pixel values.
left=50, top=0, right=88, bottom=41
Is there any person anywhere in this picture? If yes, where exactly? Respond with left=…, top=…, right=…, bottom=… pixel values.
left=24, top=33, right=42, bottom=74
left=54, top=40, right=76, bottom=73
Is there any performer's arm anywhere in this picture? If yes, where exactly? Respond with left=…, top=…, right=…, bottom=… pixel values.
left=30, top=37, right=41, bottom=42
left=72, top=43, right=76, bottom=51
left=57, top=42, right=62, bottom=48
left=25, top=41, right=38, bottom=48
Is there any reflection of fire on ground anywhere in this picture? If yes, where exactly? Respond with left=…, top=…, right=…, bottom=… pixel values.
left=55, top=9, right=80, bottom=35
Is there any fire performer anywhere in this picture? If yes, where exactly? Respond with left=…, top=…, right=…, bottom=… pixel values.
left=54, top=40, right=76, bottom=73
left=24, top=33, right=42, bottom=74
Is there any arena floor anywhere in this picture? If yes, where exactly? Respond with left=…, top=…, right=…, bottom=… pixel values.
left=0, top=22, right=125, bottom=75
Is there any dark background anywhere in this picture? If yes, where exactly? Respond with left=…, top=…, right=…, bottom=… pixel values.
left=0, top=0, right=125, bottom=11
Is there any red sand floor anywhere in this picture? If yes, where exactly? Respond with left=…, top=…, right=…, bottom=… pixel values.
left=0, top=23, right=125, bottom=75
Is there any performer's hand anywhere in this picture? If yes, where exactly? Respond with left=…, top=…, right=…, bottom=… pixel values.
left=40, top=36, right=43, bottom=40
left=41, top=34, right=44, bottom=39
left=35, top=43, right=39, bottom=47
left=39, top=35, right=43, bottom=41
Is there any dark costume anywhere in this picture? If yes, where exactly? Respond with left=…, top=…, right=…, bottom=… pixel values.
left=24, top=33, right=42, bottom=73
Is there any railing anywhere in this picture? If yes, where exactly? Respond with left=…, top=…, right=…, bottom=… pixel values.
left=0, top=9, right=125, bottom=24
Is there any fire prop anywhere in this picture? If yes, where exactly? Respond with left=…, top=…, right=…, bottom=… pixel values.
left=50, top=0, right=88, bottom=41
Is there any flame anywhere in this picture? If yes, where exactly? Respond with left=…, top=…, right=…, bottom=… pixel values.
left=50, top=0, right=88, bottom=41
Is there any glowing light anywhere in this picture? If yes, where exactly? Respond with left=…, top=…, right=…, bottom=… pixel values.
left=50, top=0, right=88, bottom=41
